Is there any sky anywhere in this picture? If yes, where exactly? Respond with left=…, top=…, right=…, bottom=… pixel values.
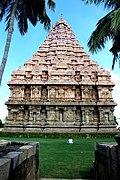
left=0, top=0, right=120, bottom=124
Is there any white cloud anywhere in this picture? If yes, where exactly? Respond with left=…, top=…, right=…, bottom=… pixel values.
left=111, top=72, right=120, bottom=125
left=0, top=103, right=7, bottom=123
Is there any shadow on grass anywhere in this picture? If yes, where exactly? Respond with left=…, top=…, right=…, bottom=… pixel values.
left=41, top=167, right=95, bottom=179
left=79, top=168, right=94, bottom=179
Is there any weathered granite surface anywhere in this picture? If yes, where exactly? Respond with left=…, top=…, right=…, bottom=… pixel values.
left=0, top=140, right=39, bottom=180
left=94, top=141, right=120, bottom=180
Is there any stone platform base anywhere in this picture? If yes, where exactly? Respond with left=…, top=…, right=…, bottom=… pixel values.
left=3, top=124, right=117, bottom=133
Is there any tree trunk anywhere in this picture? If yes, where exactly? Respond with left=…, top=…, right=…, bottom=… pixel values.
left=0, top=0, right=19, bottom=86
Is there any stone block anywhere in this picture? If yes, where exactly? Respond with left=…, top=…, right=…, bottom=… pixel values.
left=116, top=147, right=120, bottom=162
left=0, top=158, right=11, bottom=180
left=29, top=142, right=39, bottom=156
left=94, top=142, right=120, bottom=180
left=0, top=140, right=9, bottom=147
left=19, top=145, right=34, bottom=159
left=3, top=151, right=23, bottom=169
left=0, top=141, right=39, bottom=180
left=0, top=140, right=10, bottom=151
left=111, top=145, right=117, bottom=161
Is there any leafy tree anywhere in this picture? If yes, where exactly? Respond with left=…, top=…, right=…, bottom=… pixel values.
left=0, top=0, right=55, bottom=86
left=83, top=0, right=120, bottom=69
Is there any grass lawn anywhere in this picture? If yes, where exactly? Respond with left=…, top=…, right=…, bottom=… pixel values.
left=0, top=136, right=115, bottom=179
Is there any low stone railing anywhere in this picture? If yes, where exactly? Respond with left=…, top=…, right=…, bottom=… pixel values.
left=0, top=140, right=39, bottom=180
left=94, top=138, right=120, bottom=180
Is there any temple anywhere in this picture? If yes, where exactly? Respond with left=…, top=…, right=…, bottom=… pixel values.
left=5, top=17, right=117, bottom=132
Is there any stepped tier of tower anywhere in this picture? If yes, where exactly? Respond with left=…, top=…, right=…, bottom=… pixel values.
left=8, top=18, right=112, bottom=86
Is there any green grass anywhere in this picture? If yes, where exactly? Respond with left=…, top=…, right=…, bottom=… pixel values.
left=0, top=137, right=115, bottom=179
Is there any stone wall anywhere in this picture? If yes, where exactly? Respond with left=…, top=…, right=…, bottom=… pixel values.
left=0, top=140, right=39, bottom=180
left=94, top=141, right=120, bottom=180
left=6, top=104, right=115, bottom=126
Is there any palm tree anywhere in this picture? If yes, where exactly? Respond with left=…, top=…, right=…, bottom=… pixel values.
left=0, top=0, right=55, bottom=86
left=83, top=0, right=120, bottom=69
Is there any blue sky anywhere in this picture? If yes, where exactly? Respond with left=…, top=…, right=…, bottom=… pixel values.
left=0, top=0, right=120, bottom=123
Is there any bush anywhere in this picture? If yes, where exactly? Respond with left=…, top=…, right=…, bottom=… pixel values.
left=0, top=131, right=118, bottom=139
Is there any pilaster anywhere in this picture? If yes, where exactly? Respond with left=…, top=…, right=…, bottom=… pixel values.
left=81, top=106, right=85, bottom=124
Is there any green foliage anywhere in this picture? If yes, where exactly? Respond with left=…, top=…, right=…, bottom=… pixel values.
left=0, top=120, right=4, bottom=128
left=0, top=0, right=55, bottom=33
left=83, top=0, right=120, bottom=69
left=83, top=0, right=120, bottom=10
left=0, top=131, right=117, bottom=138
left=0, top=124, right=4, bottom=128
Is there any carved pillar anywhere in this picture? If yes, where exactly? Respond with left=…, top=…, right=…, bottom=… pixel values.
left=46, top=106, right=50, bottom=121
left=11, top=112, right=14, bottom=122
left=31, top=86, right=33, bottom=100
left=89, top=107, right=94, bottom=123
left=81, top=86, right=84, bottom=100
left=98, top=107, right=103, bottom=124
left=55, top=107, right=59, bottom=121
left=47, top=86, right=50, bottom=100
left=28, top=106, right=33, bottom=121
left=18, top=106, right=24, bottom=121
left=99, top=107, right=110, bottom=125
left=33, top=112, right=37, bottom=122
left=97, top=87, right=101, bottom=100
left=56, top=87, right=59, bottom=99
left=37, top=106, right=41, bottom=121
left=21, top=86, right=25, bottom=100
left=48, top=87, right=56, bottom=100
left=73, top=107, right=76, bottom=121
left=89, top=86, right=93, bottom=100
left=81, top=106, right=85, bottom=124
left=109, top=107, right=114, bottom=123
left=41, top=86, right=48, bottom=100
left=75, top=87, right=80, bottom=100
left=13, top=112, right=17, bottom=122
left=59, top=108, right=64, bottom=123
left=109, top=87, right=113, bottom=100
left=81, top=86, right=90, bottom=101
left=103, top=112, right=109, bottom=124
left=39, top=86, right=42, bottom=100
left=72, top=86, right=76, bottom=100
left=59, top=87, right=65, bottom=99
left=12, top=110, right=19, bottom=122
left=24, top=109, right=29, bottom=122
left=92, top=86, right=98, bottom=101
left=63, top=107, right=67, bottom=122
left=7, top=106, right=12, bottom=121
left=76, top=108, right=80, bottom=122
left=42, top=107, right=47, bottom=122
left=9, top=86, right=13, bottom=99
left=84, top=109, right=89, bottom=124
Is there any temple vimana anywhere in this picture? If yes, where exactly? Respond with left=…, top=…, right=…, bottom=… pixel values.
left=5, top=17, right=117, bottom=132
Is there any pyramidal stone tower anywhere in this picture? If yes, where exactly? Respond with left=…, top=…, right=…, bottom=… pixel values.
left=5, top=17, right=117, bottom=132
